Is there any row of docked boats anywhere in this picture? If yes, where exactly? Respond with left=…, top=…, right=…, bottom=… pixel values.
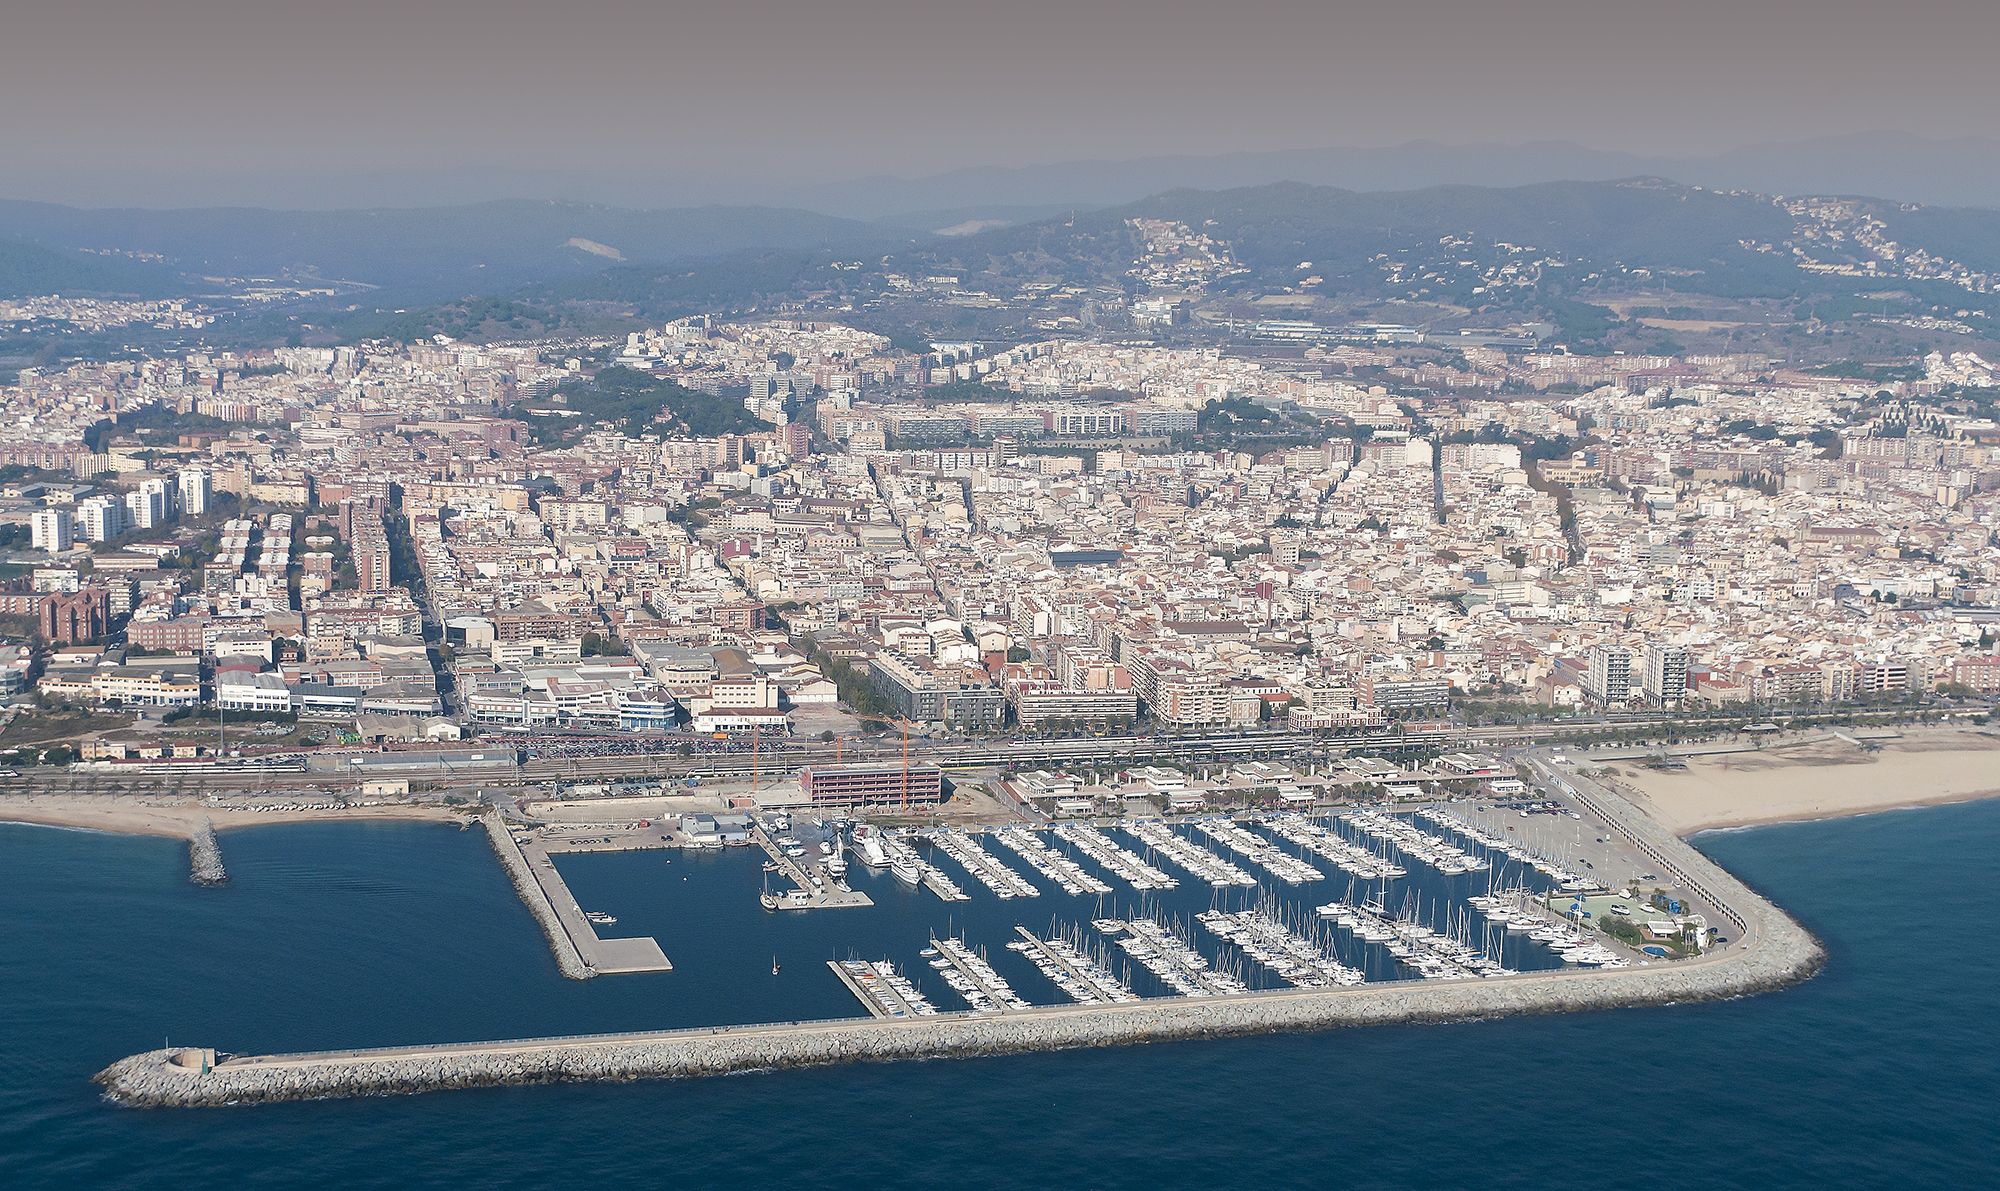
left=1468, top=893, right=1627, bottom=967
left=1341, top=809, right=1487, bottom=875
left=992, top=826, right=1113, bottom=896
left=1095, top=917, right=1249, bottom=997
left=1418, top=808, right=1594, bottom=891
left=1126, top=820, right=1257, bottom=888
left=1317, top=895, right=1512, bottom=980
left=925, top=935, right=1031, bottom=1012
left=1190, top=817, right=1325, bottom=885
left=1197, top=907, right=1365, bottom=988
left=1054, top=824, right=1178, bottom=891
left=1007, top=926, right=1136, bottom=1005
left=924, top=829, right=1040, bottom=899
left=1261, top=812, right=1407, bottom=881
left=837, top=958, right=939, bottom=1018
left=857, top=826, right=970, bottom=901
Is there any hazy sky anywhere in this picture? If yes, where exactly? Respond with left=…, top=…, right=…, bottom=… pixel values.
left=5, top=0, right=1999, bottom=208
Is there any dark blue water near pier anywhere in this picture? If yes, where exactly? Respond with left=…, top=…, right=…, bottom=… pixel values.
left=2, top=803, right=1994, bottom=1189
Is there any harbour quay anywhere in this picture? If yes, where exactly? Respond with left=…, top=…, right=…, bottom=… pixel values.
left=490, top=787, right=872, bottom=975
left=481, top=814, right=670, bottom=978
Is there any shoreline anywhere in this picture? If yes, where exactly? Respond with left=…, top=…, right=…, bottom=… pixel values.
left=0, top=796, right=464, bottom=842
left=1605, top=728, right=2000, bottom=837
left=1679, top=786, right=2000, bottom=836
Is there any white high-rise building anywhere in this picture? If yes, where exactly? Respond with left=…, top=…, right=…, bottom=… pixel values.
left=1643, top=643, right=1691, bottom=706
left=126, top=480, right=167, bottom=531
left=30, top=508, right=72, bottom=553
left=141, top=478, right=170, bottom=524
left=1584, top=644, right=1633, bottom=705
left=78, top=495, right=128, bottom=542
left=177, top=467, right=210, bottom=517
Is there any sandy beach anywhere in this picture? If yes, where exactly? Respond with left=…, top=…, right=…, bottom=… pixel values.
left=0, top=795, right=463, bottom=841
left=1607, top=728, right=2000, bottom=835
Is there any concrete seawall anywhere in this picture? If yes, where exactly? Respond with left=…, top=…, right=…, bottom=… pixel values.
left=98, top=780, right=1827, bottom=1108
left=188, top=819, right=227, bottom=886
left=480, top=813, right=591, bottom=980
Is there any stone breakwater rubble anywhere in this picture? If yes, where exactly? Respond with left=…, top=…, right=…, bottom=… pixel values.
left=188, top=819, right=227, bottom=886
left=97, top=937, right=1822, bottom=1108
left=98, top=786, right=1826, bottom=1108
left=480, top=813, right=591, bottom=981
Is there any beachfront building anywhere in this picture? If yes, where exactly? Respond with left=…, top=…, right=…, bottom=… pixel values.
left=1585, top=645, right=1634, bottom=705
left=1643, top=644, right=1691, bottom=706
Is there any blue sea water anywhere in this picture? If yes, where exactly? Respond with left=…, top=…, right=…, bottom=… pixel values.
left=1, top=803, right=1995, bottom=1190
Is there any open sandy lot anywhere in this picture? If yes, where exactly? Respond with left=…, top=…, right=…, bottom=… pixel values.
left=1608, top=729, right=2000, bottom=834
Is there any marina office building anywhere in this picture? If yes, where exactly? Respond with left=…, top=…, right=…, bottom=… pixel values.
left=799, top=762, right=945, bottom=808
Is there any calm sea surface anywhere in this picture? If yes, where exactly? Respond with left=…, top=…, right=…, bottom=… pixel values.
left=2, top=802, right=1993, bottom=1189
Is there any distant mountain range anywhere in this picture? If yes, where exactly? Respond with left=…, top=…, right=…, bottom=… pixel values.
left=892, top=177, right=2000, bottom=308
left=776, top=132, right=2000, bottom=222
left=7, top=171, right=2000, bottom=352
left=0, top=236, right=183, bottom=301
left=15, top=132, right=2000, bottom=220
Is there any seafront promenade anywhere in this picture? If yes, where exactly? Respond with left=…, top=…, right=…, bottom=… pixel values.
left=97, top=776, right=1828, bottom=1108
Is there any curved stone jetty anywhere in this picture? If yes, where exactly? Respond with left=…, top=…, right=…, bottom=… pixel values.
left=188, top=819, right=226, bottom=886
left=98, top=919, right=1820, bottom=1107
left=97, top=778, right=1826, bottom=1108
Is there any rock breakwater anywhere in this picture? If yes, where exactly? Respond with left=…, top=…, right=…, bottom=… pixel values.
left=98, top=908, right=1823, bottom=1108
left=188, top=819, right=226, bottom=886
left=480, top=813, right=590, bottom=980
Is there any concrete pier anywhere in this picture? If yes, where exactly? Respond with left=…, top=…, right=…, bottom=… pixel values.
left=481, top=814, right=671, bottom=979
left=754, top=825, right=871, bottom=912
left=514, top=831, right=672, bottom=976
left=920, top=867, right=969, bottom=903
left=100, top=779, right=1826, bottom=1108
left=827, top=959, right=935, bottom=1019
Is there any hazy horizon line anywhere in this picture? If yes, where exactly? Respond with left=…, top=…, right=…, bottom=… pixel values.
left=5, top=129, right=1999, bottom=217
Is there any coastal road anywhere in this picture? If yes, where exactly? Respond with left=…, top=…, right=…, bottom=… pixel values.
left=2, top=708, right=1949, bottom=796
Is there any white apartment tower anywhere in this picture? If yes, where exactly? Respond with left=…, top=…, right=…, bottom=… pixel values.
left=78, top=495, right=128, bottom=542
left=30, top=508, right=72, bottom=553
left=127, top=478, right=169, bottom=530
left=1584, top=644, right=1634, bottom=705
left=1643, top=643, right=1691, bottom=706
left=177, top=467, right=211, bottom=517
